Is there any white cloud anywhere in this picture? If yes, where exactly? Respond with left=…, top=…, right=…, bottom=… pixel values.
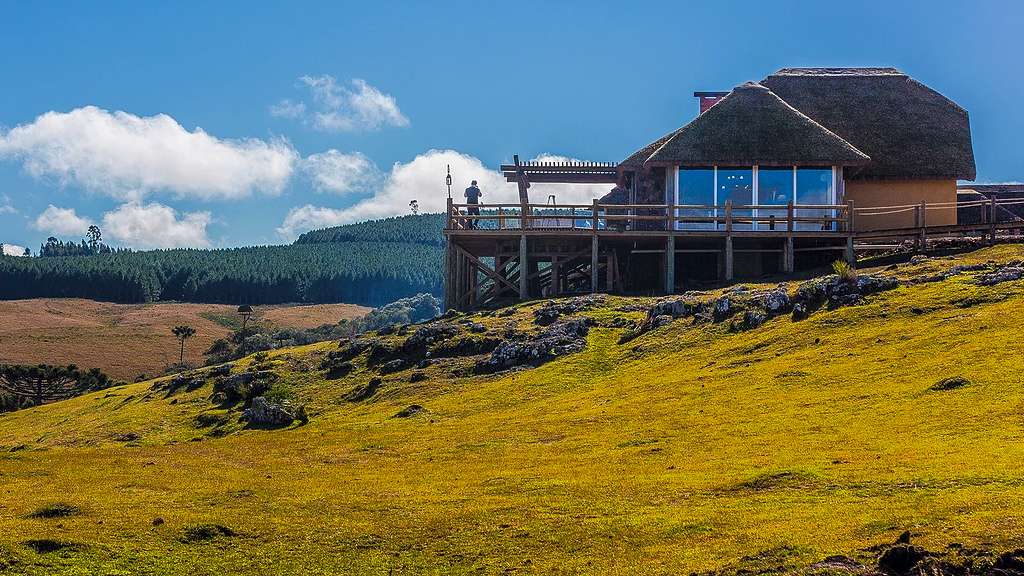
left=276, top=150, right=615, bottom=238
left=0, top=106, right=299, bottom=201
left=276, top=205, right=352, bottom=241
left=301, top=150, right=383, bottom=194
left=271, top=76, right=409, bottom=132
left=0, top=194, right=15, bottom=214
left=2, top=243, right=27, bottom=256
left=101, top=202, right=212, bottom=249
left=33, top=205, right=95, bottom=236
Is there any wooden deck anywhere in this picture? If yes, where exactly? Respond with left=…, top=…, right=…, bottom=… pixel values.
left=443, top=197, right=1024, bottom=311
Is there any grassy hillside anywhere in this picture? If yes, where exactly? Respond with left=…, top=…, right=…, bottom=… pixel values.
left=1, top=246, right=1023, bottom=574
left=0, top=300, right=369, bottom=380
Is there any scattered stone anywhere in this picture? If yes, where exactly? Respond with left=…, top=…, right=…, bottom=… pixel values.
left=469, top=322, right=488, bottom=333
left=430, top=336, right=501, bottom=358
left=380, top=359, right=407, bottom=374
left=403, top=323, right=460, bottom=351
left=978, top=266, right=1024, bottom=286
left=651, top=314, right=674, bottom=328
left=532, top=297, right=601, bottom=325
left=209, top=364, right=233, bottom=377
left=391, top=404, right=425, bottom=418
left=931, top=376, right=970, bottom=391
left=153, top=517, right=165, bottom=526
left=713, top=295, right=733, bottom=320
left=409, top=371, right=427, bottom=383
left=879, top=545, right=932, bottom=575
left=346, top=378, right=382, bottom=402
left=741, top=310, right=766, bottom=330
left=477, top=317, right=594, bottom=372
left=497, top=307, right=516, bottom=317
left=241, top=396, right=295, bottom=426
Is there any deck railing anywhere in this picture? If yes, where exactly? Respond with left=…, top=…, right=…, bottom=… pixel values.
left=446, top=199, right=853, bottom=233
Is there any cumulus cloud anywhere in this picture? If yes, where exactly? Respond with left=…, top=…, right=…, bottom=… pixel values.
left=276, top=150, right=615, bottom=239
left=0, top=106, right=298, bottom=201
left=300, top=150, right=383, bottom=194
left=0, top=194, right=15, bottom=214
left=2, top=243, right=27, bottom=256
left=276, top=204, right=352, bottom=241
left=271, top=75, right=409, bottom=132
left=33, top=205, right=95, bottom=236
left=101, top=202, right=212, bottom=249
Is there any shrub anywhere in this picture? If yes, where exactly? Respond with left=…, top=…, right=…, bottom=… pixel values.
left=832, top=259, right=857, bottom=283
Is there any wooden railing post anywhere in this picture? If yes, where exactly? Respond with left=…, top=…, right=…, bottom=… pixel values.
left=667, top=201, right=675, bottom=231
left=846, top=200, right=855, bottom=232
left=592, top=200, right=599, bottom=231
left=498, top=206, right=504, bottom=230
left=446, top=197, right=453, bottom=230
left=725, top=200, right=733, bottom=234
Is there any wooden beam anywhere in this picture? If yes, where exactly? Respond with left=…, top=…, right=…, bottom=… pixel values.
left=519, top=234, right=528, bottom=301
left=665, top=235, right=675, bottom=294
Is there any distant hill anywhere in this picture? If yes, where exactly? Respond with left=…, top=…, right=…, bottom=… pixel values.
left=0, top=215, right=445, bottom=306
left=295, top=213, right=445, bottom=246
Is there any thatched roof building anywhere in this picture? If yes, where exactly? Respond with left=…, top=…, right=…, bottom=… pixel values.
left=618, top=67, right=976, bottom=230
left=642, top=82, right=870, bottom=168
left=760, top=68, right=976, bottom=181
left=622, top=68, right=974, bottom=180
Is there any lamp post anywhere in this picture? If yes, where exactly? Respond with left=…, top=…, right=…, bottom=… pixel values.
left=237, top=305, right=253, bottom=356
left=446, top=164, right=452, bottom=199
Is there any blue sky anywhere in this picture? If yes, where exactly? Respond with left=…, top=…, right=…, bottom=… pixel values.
left=1, top=0, right=1022, bottom=254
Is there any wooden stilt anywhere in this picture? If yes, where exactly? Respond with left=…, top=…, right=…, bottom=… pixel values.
left=784, top=237, right=794, bottom=274
left=665, top=235, right=675, bottom=294
left=519, top=234, right=528, bottom=301
left=591, top=234, right=599, bottom=294
left=725, top=237, right=734, bottom=281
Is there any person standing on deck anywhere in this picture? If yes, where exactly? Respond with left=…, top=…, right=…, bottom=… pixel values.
left=464, top=180, right=482, bottom=229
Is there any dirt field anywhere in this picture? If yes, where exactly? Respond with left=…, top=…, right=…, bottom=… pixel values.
left=0, top=299, right=369, bottom=380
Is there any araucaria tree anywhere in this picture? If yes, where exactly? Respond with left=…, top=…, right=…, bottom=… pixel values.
left=0, top=364, right=113, bottom=407
left=172, top=325, right=197, bottom=364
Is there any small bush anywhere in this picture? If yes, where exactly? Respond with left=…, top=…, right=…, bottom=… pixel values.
left=23, top=539, right=80, bottom=554
left=252, top=351, right=269, bottom=363
left=832, top=260, right=857, bottom=283
left=27, top=503, right=80, bottom=519
left=181, top=523, right=237, bottom=543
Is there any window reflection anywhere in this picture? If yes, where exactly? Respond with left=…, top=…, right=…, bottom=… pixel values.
left=717, top=168, right=753, bottom=230
left=795, top=168, right=834, bottom=230
left=678, top=168, right=714, bottom=230
left=758, top=168, right=793, bottom=230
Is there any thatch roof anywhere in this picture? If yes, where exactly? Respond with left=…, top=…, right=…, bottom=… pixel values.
left=761, top=68, right=976, bottom=181
left=624, top=83, right=870, bottom=168
left=619, top=132, right=673, bottom=170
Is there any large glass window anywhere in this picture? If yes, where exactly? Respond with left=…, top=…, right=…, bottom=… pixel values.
left=795, top=168, right=835, bottom=230
left=757, top=167, right=794, bottom=230
left=717, top=168, right=753, bottom=230
left=677, top=168, right=714, bottom=230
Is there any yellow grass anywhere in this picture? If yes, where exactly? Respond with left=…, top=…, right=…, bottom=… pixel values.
left=1, top=246, right=1023, bottom=574
left=0, top=300, right=370, bottom=380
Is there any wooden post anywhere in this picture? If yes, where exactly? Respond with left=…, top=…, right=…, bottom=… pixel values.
left=990, top=197, right=997, bottom=246
left=785, top=237, right=794, bottom=274
left=846, top=200, right=855, bottom=264
left=446, top=197, right=453, bottom=230
left=725, top=237, right=734, bottom=281
left=919, top=200, right=927, bottom=252
left=443, top=241, right=453, bottom=311
left=498, top=207, right=504, bottom=230
left=551, top=257, right=559, bottom=297
left=606, top=249, right=614, bottom=293
left=666, top=234, right=675, bottom=294
left=591, top=235, right=599, bottom=294
left=592, top=199, right=599, bottom=232
left=519, top=234, right=528, bottom=301
left=787, top=200, right=794, bottom=233
left=725, top=200, right=733, bottom=281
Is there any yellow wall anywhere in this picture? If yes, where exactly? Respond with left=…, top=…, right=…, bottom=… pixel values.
left=844, top=180, right=958, bottom=231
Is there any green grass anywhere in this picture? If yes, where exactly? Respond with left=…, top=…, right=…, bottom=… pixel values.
left=1, top=246, right=1024, bottom=574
